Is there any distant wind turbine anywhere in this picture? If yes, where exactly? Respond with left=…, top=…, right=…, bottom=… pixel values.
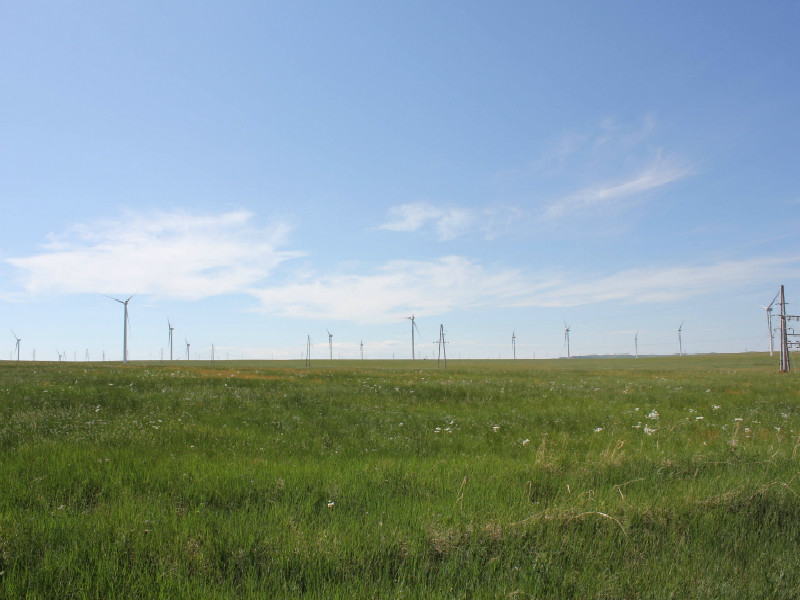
left=10, top=330, right=21, bottom=362
left=106, top=295, right=134, bottom=364
left=360, top=340, right=364, bottom=360
left=407, top=315, right=420, bottom=360
left=512, top=331, right=516, bottom=360
left=185, top=338, right=191, bottom=360
left=564, top=322, right=571, bottom=359
left=759, top=291, right=780, bottom=356
left=168, top=320, right=174, bottom=361
left=678, top=321, right=684, bottom=357
left=327, top=329, right=333, bottom=360
left=635, top=330, right=639, bottom=359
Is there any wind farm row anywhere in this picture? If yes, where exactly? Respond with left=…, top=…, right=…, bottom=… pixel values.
left=3, top=288, right=791, bottom=364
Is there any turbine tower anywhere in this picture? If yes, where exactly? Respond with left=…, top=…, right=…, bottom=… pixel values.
left=564, top=323, right=571, bottom=359
left=106, top=295, right=133, bottom=364
left=168, top=320, right=174, bottom=361
left=760, top=291, right=780, bottom=356
left=678, top=321, right=684, bottom=357
left=635, top=330, right=639, bottom=359
left=185, top=338, right=190, bottom=360
left=407, top=315, right=420, bottom=360
left=512, top=331, right=516, bottom=360
left=360, top=340, right=364, bottom=360
left=11, top=330, right=21, bottom=362
left=327, top=329, right=333, bottom=360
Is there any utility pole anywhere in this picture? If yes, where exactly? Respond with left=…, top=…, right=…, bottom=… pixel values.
left=779, top=285, right=791, bottom=373
left=437, top=324, right=448, bottom=369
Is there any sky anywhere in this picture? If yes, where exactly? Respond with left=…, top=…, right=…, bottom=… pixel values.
left=2, top=1, right=799, bottom=362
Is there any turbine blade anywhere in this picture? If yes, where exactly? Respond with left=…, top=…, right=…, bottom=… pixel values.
left=767, top=292, right=780, bottom=309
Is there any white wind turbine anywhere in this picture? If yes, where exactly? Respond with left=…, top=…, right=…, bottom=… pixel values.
left=564, top=322, right=571, bottom=359
left=634, top=330, right=639, bottom=359
left=677, top=321, right=684, bottom=357
left=11, top=330, right=21, bottom=362
left=168, top=320, right=174, bottom=361
left=759, top=292, right=780, bottom=356
left=407, top=315, right=420, bottom=360
left=512, top=331, right=516, bottom=360
left=185, top=338, right=191, bottom=360
left=106, top=295, right=134, bottom=364
left=327, top=329, right=333, bottom=360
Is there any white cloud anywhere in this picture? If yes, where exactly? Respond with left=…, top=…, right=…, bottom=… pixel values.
left=7, top=210, right=303, bottom=299
left=251, top=256, right=536, bottom=323
left=377, top=203, right=475, bottom=240
left=377, top=203, right=444, bottom=233
left=513, top=257, right=799, bottom=308
left=250, top=255, right=799, bottom=322
left=540, top=158, right=693, bottom=221
left=377, top=202, right=523, bottom=241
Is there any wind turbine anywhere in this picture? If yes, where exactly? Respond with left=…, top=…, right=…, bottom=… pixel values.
left=168, top=320, right=174, bottom=361
left=564, top=322, right=571, bottom=359
left=10, top=330, right=21, bottom=362
left=106, top=295, right=133, bottom=364
left=677, top=321, right=684, bottom=356
left=327, top=329, right=333, bottom=360
left=407, top=315, right=420, bottom=360
left=634, top=330, right=639, bottom=359
left=360, top=340, right=364, bottom=360
left=185, top=338, right=191, bottom=360
left=759, top=291, right=780, bottom=356
left=512, top=331, right=516, bottom=360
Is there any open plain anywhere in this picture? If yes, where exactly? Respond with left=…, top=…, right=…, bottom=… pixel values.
left=1, top=354, right=798, bottom=598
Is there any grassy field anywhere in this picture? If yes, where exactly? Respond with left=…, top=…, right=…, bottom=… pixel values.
left=1, top=354, right=798, bottom=598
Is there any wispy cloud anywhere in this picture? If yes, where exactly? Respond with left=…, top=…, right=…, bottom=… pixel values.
left=250, top=255, right=798, bottom=322
left=377, top=202, right=521, bottom=241
left=514, top=256, right=799, bottom=307
left=377, top=203, right=475, bottom=240
left=540, top=158, right=693, bottom=221
left=250, top=256, right=535, bottom=323
left=7, top=210, right=303, bottom=299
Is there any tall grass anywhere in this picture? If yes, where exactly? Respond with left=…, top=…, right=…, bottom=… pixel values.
left=1, top=355, right=798, bottom=598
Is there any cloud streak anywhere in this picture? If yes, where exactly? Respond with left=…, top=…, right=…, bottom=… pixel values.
left=250, top=255, right=798, bottom=322
left=377, top=202, right=522, bottom=241
left=541, top=158, right=693, bottom=221
left=7, top=210, right=303, bottom=299
left=378, top=203, right=475, bottom=240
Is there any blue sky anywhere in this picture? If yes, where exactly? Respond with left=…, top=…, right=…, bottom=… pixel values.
left=2, top=1, right=798, bottom=361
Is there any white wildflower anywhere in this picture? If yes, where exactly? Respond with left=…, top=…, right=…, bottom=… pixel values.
left=522, top=438, right=530, bottom=446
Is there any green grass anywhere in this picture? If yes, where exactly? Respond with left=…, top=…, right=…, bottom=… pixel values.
left=1, top=354, right=799, bottom=598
